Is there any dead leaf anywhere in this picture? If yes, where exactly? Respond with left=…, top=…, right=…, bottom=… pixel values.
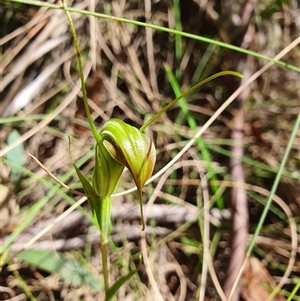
left=241, top=257, right=286, bottom=301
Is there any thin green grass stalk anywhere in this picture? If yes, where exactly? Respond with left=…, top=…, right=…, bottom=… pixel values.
left=164, top=0, right=183, bottom=196
left=172, top=0, right=183, bottom=80
left=0, top=115, right=61, bottom=124
left=157, top=213, right=200, bottom=247
left=209, top=229, right=222, bottom=258
left=141, top=71, right=242, bottom=131
left=246, top=111, right=300, bottom=300
left=0, top=152, right=95, bottom=256
left=190, top=42, right=216, bottom=86
left=61, top=0, right=100, bottom=145
left=9, top=260, right=37, bottom=301
left=207, top=144, right=298, bottom=180
left=283, top=288, right=300, bottom=301
left=246, top=111, right=300, bottom=256
left=108, top=236, right=142, bottom=299
left=195, top=193, right=206, bottom=298
left=8, top=0, right=300, bottom=73
left=165, top=65, right=225, bottom=209
left=287, top=279, right=300, bottom=301
left=247, top=191, right=287, bottom=220
left=254, top=247, right=296, bottom=275
left=108, top=237, right=133, bottom=274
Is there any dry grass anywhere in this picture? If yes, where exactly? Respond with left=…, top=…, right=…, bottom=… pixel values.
left=1, top=0, right=299, bottom=300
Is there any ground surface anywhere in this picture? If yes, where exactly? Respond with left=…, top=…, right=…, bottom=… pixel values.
left=0, top=1, right=299, bottom=300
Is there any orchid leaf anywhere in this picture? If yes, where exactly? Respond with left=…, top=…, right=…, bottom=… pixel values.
left=72, top=162, right=101, bottom=227
left=105, top=255, right=142, bottom=301
left=105, top=268, right=138, bottom=301
left=73, top=163, right=97, bottom=199
left=92, top=142, right=124, bottom=198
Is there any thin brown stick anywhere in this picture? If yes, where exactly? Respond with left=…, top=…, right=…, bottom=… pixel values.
left=223, top=2, right=255, bottom=298
left=28, top=154, right=92, bottom=198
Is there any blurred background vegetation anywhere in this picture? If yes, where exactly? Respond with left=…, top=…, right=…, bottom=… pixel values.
left=0, top=0, right=299, bottom=300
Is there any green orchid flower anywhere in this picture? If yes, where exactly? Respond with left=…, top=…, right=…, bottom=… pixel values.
left=101, top=119, right=156, bottom=193
left=101, top=119, right=156, bottom=229
left=72, top=118, right=156, bottom=237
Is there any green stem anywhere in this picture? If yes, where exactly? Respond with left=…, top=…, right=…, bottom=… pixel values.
left=101, top=239, right=109, bottom=296
left=244, top=111, right=300, bottom=301
left=98, top=196, right=112, bottom=241
left=9, top=0, right=300, bottom=73
left=138, top=191, right=145, bottom=231
left=246, top=110, right=300, bottom=257
left=61, top=0, right=101, bottom=144
left=140, top=71, right=243, bottom=131
left=98, top=196, right=111, bottom=297
left=173, top=0, right=183, bottom=80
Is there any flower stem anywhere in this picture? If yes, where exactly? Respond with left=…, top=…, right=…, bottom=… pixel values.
left=140, top=70, right=243, bottom=131
left=98, top=196, right=111, bottom=297
left=61, top=0, right=101, bottom=145
left=101, top=238, right=109, bottom=295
